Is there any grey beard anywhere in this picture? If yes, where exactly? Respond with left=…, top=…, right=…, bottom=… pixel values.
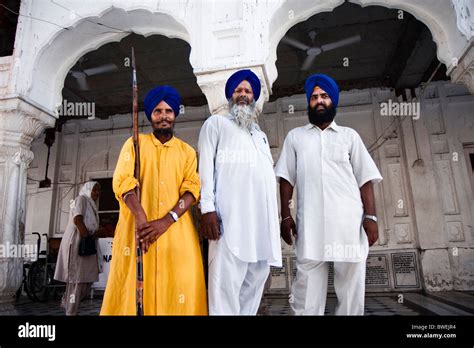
left=229, top=101, right=258, bottom=131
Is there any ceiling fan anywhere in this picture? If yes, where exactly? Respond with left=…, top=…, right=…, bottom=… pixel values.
left=69, top=57, right=118, bottom=90
left=282, top=30, right=361, bottom=71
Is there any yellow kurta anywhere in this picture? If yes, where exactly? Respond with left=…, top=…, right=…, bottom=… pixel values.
left=100, top=134, right=207, bottom=315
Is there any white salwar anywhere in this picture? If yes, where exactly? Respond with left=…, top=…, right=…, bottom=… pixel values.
left=207, top=240, right=270, bottom=315
left=198, top=114, right=282, bottom=315
left=291, top=259, right=366, bottom=315
left=275, top=121, right=382, bottom=315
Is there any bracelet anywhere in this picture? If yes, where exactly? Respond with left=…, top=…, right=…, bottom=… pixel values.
left=281, top=216, right=292, bottom=222
left=122, top=191, right=134, bottom=202
left=363, top=214, right=378, bottom=223
left=168, top=210, right=179, bottom=222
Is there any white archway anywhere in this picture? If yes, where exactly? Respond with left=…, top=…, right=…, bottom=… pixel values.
left=27, top=7, right=192, bottom=114
left=265, top=0, right=470, bottom=90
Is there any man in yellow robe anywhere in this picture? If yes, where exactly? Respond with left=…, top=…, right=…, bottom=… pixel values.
left=100, top=86, right=207, bottom=315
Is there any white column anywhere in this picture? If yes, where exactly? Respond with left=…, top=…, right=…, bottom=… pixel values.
left=449, top=0, right=473, bottom=94
left=449, top=42, right=474, bottom=95
left=0, top=97, right=55, bottom=313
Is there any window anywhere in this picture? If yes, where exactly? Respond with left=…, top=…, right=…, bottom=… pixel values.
left=463, top=145, right=474, bottom=200
left=95, top=178, right=119, bottom=237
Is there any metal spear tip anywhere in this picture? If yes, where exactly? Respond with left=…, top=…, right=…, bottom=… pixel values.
left=131, top=46, right=136, bottom=69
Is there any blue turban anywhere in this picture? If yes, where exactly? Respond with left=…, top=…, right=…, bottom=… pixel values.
left=144, top=85, right=181, bottom=121
left=304, top=74, right=339, bottom=108
left=225, top=69, right=261, bottom=101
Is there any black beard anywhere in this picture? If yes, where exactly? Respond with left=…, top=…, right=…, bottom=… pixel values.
left=308, top=104, right=336, bottom=126
left=153, top=127, right=174, bottom=138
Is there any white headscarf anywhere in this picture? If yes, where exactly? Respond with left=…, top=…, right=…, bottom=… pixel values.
left=70, top=181, right=100, bottom=234
left=79, top=181, right=99, bottom=199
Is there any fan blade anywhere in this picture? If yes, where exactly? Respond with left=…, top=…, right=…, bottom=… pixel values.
left=71, top=71, right=89, bottom=90
left=282, top=36, right=310, bottom=51
left=83, top=63, right=118, bottom=76
left=301, top=54, right=317, bottom=71
left=321, top=35, right=361, bottom=52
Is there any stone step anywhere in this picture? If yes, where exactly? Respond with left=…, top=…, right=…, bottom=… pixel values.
left=424, top=291, right=474, bottom=314
left=403, top=293, right=473, bottom=315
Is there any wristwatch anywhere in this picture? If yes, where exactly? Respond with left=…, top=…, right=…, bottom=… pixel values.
left=363, top=214, right=378, bottom=223
left=168, top=210, right=179, bottom=222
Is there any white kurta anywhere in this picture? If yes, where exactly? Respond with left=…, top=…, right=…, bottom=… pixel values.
left=198, top=114, right=282, bottom=267
left=275, top=122, right=383, bottom=262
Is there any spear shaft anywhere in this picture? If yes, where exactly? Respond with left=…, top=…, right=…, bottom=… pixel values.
left=131, top=47, right=144, bottom=316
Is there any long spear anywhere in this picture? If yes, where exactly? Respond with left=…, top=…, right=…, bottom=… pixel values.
left=131, top=47, right=144, bottom=316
